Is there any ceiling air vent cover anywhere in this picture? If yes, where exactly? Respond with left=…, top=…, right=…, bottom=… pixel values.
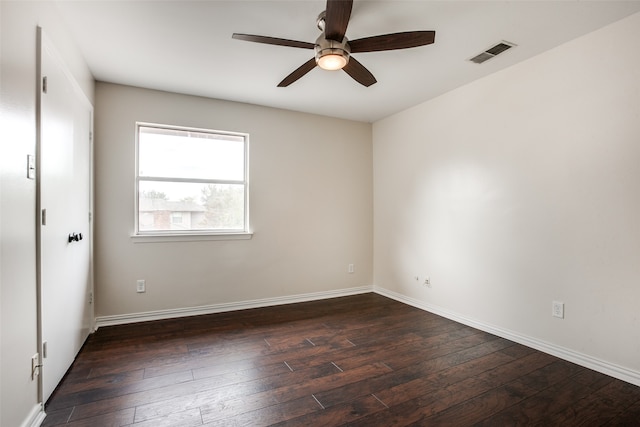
left=469, top=41, right=516, bottom=64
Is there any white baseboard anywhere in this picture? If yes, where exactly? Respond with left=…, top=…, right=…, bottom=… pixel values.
left=21, top=403, right=45, bottom=427
left=95, top=286, right=373, bottom=329
left=373, top=285, right=640, bottom=387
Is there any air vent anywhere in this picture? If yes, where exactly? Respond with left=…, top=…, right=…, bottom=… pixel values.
left=469, top=41, right=516, bottom=64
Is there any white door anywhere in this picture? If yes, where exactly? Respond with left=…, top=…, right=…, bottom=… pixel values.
left=38, top=29, right=93, bottom=402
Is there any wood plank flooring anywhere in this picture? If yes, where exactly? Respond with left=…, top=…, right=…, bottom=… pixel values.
left=42, top=293, right=640, bottom=426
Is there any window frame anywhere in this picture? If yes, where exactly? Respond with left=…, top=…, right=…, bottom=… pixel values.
left=133, top=122, right=251, bottom=241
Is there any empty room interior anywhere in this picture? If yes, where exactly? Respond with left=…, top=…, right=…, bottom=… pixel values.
left=2, top=1, right=640, bottom=426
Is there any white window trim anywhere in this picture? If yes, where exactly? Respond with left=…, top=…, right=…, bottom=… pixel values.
left=131, top=232, right=253, bottom=243
left=133, top=122, right=251, bottom=240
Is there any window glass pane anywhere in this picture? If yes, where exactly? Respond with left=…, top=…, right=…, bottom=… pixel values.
left=139, top=181, right=245, bottom=231
left=139, top=126, right=245, bottom=181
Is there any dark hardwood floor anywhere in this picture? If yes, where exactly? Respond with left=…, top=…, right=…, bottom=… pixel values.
left=43, top=293, right=640, bottom=426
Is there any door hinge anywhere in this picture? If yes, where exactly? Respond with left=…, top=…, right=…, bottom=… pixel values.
left=41, top=209, right=47, bottom=226
left=31, top=353, right=42, bottom=380
left=42, top=76, right=48, bottom=94
left=27, top=154, right=36, bottom=180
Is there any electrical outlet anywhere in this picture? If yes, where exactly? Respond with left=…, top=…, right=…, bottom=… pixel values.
left=552, top=301, right=564, bottom=318
left=424, top=277, right=431, bottom=288
left=348, top=264, right=354, bottom=274
left=136, top=279, right=146, bottom=293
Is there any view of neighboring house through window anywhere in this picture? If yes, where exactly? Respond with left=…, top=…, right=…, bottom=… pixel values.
left=136, top=123, right=248, bottom=234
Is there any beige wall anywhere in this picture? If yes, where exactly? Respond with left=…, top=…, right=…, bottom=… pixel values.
left=0, top=2, right=94, bottom=426
left=373, top=12, right=640, bottom=381
left=94, top=83, right=373, bottom=317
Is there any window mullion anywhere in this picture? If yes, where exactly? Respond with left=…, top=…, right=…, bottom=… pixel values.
left=139, top=176, right=245, bottom=185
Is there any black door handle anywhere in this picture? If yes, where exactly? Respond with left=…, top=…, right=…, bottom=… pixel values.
left=68, top=233, right=83, bottom=243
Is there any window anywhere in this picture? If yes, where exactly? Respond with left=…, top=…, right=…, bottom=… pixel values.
left=135, top=123, right=249, bottom=236
left=170, top=212, right=183, bottom=226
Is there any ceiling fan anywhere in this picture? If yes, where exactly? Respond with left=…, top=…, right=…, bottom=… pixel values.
left=232, top=0, right=435, bottom=87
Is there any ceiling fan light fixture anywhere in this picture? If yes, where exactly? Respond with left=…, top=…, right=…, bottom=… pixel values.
left=315, top=36, right=350, bottom=71
left=317, top=52, right=348, bottom=70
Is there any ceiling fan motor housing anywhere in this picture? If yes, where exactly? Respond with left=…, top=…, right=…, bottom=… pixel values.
left=315, top=35, right=351, bottom=70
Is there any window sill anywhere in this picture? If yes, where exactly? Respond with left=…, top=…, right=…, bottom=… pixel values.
left=131, top=232, right=253, bottom=243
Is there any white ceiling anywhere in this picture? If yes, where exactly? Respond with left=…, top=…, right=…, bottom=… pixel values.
left=54, top=1, right=640, bottom=123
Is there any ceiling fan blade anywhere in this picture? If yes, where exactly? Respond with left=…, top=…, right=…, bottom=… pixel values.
left=349, top=31, right=436, bottom=53
left=342, top=57, right=376, bottom=87
left=325, top=0, right=353, bottom=41
left=278, top=58, right=318, bottom=87
left=232, top=33, right=314, bottom=49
